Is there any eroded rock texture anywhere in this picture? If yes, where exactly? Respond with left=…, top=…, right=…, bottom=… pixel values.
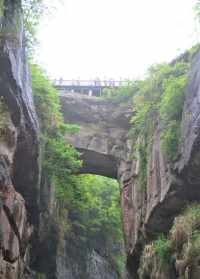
left=0, top=1, right=39, bottom=278
left=56, top=241, right=119, bottom=279
left=118, top=51, right=200, bottom=278
left=60, top=93, right=132, bottom=178
left=1, top=1, right=200, bottom=279
left=58, top=52, right=200, bottom=278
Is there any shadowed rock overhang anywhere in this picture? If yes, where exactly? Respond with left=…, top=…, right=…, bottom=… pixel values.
left=60, top=93, right=132, bottom=178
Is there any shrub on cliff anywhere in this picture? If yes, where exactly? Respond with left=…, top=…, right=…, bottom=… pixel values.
left=153, top=235, right=172, bottom=265
left=170, top=205, right=200, bottom=255
left=131, top=61, right=188, bottom=160
left=31, top=65, right=125, bottom=276
left=102, top=80, right=139, bottom=102
left=31, top=63, right=81, bottom=187
left=139, top=204, right=200, bottom=278
left=160, top=74, right=187, bottom=160
left=68, top=174, right=125, bottom=276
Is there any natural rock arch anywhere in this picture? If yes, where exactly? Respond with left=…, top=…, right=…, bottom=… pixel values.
left=60, top=93, right=132, bottom=178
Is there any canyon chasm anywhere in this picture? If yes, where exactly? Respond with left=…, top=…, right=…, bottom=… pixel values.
left=1, top=1, right=200, bottom=279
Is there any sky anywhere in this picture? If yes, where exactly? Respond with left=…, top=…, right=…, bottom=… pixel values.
left=36, top=0, right=199, bottom=80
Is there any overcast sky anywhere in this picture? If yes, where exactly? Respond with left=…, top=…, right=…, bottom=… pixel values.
left=36, top=0, right=199, bottom=80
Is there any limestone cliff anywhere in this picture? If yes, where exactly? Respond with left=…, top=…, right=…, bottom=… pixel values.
left=0, top=1, right=39, bottom=278
left=1, top=2, right=200, bottom=279
left=0, top=2, right=125, bottom=278
left=59, top=50, right=200, bottom=278
left=118, top=50, right=200, bottom=278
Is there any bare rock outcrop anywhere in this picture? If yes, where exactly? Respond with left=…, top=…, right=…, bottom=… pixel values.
left=60, top=93, right=132, bottom=178
left=0, top=1, right=40, bottom=278
left=118, top=51, right=200, bottom=278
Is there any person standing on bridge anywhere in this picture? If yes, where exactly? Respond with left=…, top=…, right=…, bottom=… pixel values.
left=94, top=78, right=101, bottom=87
left=59, top=78, right=63, bottom=85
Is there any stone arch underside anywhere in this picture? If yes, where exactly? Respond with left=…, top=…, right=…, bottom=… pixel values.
left=60, top=93, right=132, bottom=179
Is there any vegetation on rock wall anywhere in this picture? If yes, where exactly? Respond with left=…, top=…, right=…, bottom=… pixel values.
left=65, top=174, right=125, bottom=276
left=22, top=0, right=46, bottom=51
left=130, top=61, right=188, bottom=161
left=31, top=63, right=81, bottom=181
left=102, top=81, right=139, bottom=102
left=138, top=204, right=200, bottom=278
left=26, top=2, right=200, bottom=278
left=31, top=64, right=125, bottom=277
left=0, top=97, right=9, bottom=130
left=104, top=46, right=200, bottom=196
left=0, top=0, right=4, bottom=18
left=22, top=0, right=58, bottom=53
left=195, top=0, right=200, bottom=23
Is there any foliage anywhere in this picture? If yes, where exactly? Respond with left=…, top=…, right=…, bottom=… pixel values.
left=31, top=63, right=81, bottom=185
left=22, top=0, right=57, bottom=54
left=188, top=43, right=200, bottom=59
left=56, top=174, right=125, bottom=276
left=170, top=204, right=200, bottom=250
left=131, top=61, right=188, bottom=158
left=153, top=235, right=172, bottom=265
left=138, top=244, right=155, bottom=278
left=22, top=0, right=45, bottom=52
left=73, top=175, right=124, bottom=274
left=36, top=273, right=46, bottom=279
left=160, top=74, right=187, bottom=160
left=126, top=60, right=188, bottom=193
left=103, top=58, right=189, bottom=194
left=0, top=0, right=4, bottom=18
left=31, top=64, right=61, bottom=131
left=194, top=0, right=200, bottom=23
left=102, top=80, right=139, bottom=103
left=160, top=121, right=180, bottom=161
left=61, top=175, right=122, bottom=242
left=137, top=141, right=147, bottom=191
left=139, top=205, right=200, bottom=278
left=170, top=205, right=200, bottom=270
left=0, top=97, right=9, bottom=129
left=31, top=64, right=80, bottom=134
left=160, top=75, right=187, bottom=122
left=31, top=65, right=125, bottom=276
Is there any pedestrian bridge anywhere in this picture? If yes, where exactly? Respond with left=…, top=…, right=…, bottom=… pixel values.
left=54, top=79, right=127, bottom=97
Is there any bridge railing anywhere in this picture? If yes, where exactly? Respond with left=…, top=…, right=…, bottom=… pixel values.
left=53, top=79, right=128, bottom=87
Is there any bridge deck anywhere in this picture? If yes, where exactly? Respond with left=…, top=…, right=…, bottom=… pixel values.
left=53, top=79, right=127, bottom=87
left=54, top=79, right=127, bottom=97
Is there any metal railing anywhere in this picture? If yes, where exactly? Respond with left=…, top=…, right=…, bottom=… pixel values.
left=53, top=79, right=128, bottom=87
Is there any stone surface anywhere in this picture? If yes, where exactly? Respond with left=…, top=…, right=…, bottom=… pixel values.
left=56, top=240, right=119, bottom=279
left=0, top=1, right=39, bottom=278
left=118, top=50, right=200, bottom=278
left=31, top=172, right=122, bottom=279
left=60, top=93, right=132, bottom=178
left=2, top=2, right=200, bottom=279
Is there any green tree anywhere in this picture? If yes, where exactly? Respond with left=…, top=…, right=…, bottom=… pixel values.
left=22, top=0, right=58, bottom=53
left=31, top=63, right=81, bottom=193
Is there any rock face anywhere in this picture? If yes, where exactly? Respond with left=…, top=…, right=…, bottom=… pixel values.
left=0, top=2, right=126, bottom=279
left=30, top=171, right=121, bottom=279
left=56, top=243, right=119, bottom=279
left=0, top=1, right=39, bottom=278
left=118, top=50, right=200, bottom=278
left=60, top=93, right=132, bottom=178
left=59, top=52, right=200, bottom=278
left=2, top=2, right=200, bottom=279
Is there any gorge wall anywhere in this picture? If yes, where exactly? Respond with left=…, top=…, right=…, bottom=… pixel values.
left=0, top=1, right=39, bottom=278
left=1, top=1, right=200, bottom=279
left=0, top=2, right=124, bottom=278
left=59, top=50, right=200, bottom=278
